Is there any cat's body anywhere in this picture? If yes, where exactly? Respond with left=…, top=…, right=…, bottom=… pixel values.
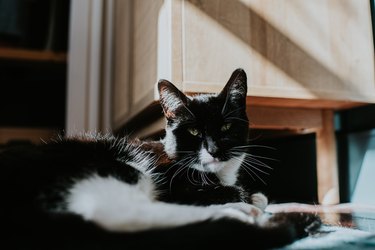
left=0, top=69, right=320, bottom=249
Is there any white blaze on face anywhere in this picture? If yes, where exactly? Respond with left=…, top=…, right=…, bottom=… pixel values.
left=199, top=147, right=216, bottom=165
left=195, top=147, right=223, bottom=173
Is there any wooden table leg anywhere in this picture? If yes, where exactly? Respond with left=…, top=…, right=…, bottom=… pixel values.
left=316, top=110, right=340, bottom=205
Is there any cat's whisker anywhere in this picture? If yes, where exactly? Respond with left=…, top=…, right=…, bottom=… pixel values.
left=231, top=156, right=256, bottom=181
left=247, top=153, right=279, bottom=162
left=229, top=150, right=275, bottom=171
left=169, top=165, right=189, bottom=190
left=232, top=144, right=276, bottom=150
left=205, top=173, right=216, bottom=185
left=241, top=160, right=270, bottom=175
left=242, top=165, right=267, bottom=185
left=223, top=116, right=248, bottom=124
left=230, top=154, right=268, bottom=184
left=200, top=171, right=207, bottom=185
left=241, top=166, right=256, bottom=181
left=179, top=157, right=199, bottom=186
left=191, top=168, right=198, bottom=184
left=168, top=156, right=196, bottom=188
left=244, top=155, right=274, bottom=170
left=184, top=159, right=202, bottom=186
left=201, top=171, right=215, bottom=185
left=165, top=156, right=194, bottom=174
left=186, top=168, right=196, bottom=186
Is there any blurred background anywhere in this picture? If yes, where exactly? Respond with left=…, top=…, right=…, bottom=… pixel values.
left=1, top=0, right=375, bottom=207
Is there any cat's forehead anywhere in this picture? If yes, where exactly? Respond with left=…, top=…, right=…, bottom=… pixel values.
left=187, top=93, right=225, bottom=121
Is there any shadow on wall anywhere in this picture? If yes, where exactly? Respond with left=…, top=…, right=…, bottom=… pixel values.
left=187, top=0, right=366, bottom=98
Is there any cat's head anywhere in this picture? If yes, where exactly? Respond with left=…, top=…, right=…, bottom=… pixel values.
left=158, top=68, right=249, bottom=185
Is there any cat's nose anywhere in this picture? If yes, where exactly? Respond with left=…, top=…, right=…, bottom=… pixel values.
left=207, top=147, right=219, bottom=158
left=205, top=138, right=219, bottom=157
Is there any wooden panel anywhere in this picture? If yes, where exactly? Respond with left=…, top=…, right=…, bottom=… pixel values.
left=0, top=128, right=58, bottom=144
left=131, top=0, right=163, bottom=106
left=112, top=0, right=166, bottom=129
left=0, top=47, right=66, bottom=62
left=246, top=96, right=365, bottom=110
left=187, top=94, right=366, bottom=109
left=316, top=110, right=340, bottom=205
left=181, top=0, right=375, bottom=103
left=247, top=106, right=322, bottom=130
left=113, top=0, right=132, bottom=127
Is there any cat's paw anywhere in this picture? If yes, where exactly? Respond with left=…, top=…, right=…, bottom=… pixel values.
left=214, top=207, right=255, bottom=223
left=210, top=202, right=263, bottom=223
left=266, top=212, right=322, bottom=238
left=221, top=202, right=263, bottom=217
left=250, top=192, right=268, bottom=211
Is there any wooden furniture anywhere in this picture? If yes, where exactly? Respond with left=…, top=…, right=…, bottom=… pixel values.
left=0, top=47, right=66, bottom=62
left=0, top=1, right=69, bottom=144
left=0, top=47, right=67, bottom=144
left=111, top=0, right=375, bottom=204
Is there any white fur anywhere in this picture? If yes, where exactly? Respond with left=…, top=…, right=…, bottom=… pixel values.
left=250, top=193, right=268, bottom=211
left=161, top=123, right=178, bottom=158
left=192, top=93, right=217, bottom=102
left=111, top=138, right=157, bottom=175
left=230, top=87, right=245, bottom=101
left=199, top=147, right=216, bottom=165
left=217, top=154, right=245, bottom=185
left=191, top=148, right=245, bottom=186
left=160, top=92, right=183, bottom=112
left=67, top=174, right=261, bottom=232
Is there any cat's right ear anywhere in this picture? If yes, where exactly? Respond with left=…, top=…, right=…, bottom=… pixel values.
left=158, top=79, right=190, bottom=120
left=219, top=68, right=248, bottom=114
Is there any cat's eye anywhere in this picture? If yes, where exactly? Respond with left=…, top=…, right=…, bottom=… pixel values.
left=187, top=128, right=200, bottom=136
left=221, top=123, right=232, bottom=132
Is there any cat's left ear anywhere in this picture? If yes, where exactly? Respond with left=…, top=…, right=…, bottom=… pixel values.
left=158, top=79, right=191, bottom=120
left=219, top=68, right=248, bottom=111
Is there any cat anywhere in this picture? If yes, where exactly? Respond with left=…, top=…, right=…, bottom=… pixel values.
left=155, top=68, right=268, bottom=207
left=0, top=68, right=320, bottom=249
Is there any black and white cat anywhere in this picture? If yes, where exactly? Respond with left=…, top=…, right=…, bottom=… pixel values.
left=0, top=69, right=320, bottom=249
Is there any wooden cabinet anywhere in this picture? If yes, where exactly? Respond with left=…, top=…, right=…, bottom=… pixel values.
left=181, top=0, right=375, bottom=103
left=113, top=0, right=375, bottom=128
left=112, top=0, right=375, bottom=203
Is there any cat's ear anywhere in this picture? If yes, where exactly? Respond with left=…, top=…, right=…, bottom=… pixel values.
left=158, top=79, right=191, bottom=120
left=219, top=68, right=248, bottom=111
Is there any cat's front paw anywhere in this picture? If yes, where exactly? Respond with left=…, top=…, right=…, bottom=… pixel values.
left=210, top=202, right=263, bottom=223
left=250, top=192, right=268, bottom=211
left=267, top=212, right=322, bottom=238
left=221, top=202, right=263, bottom=217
